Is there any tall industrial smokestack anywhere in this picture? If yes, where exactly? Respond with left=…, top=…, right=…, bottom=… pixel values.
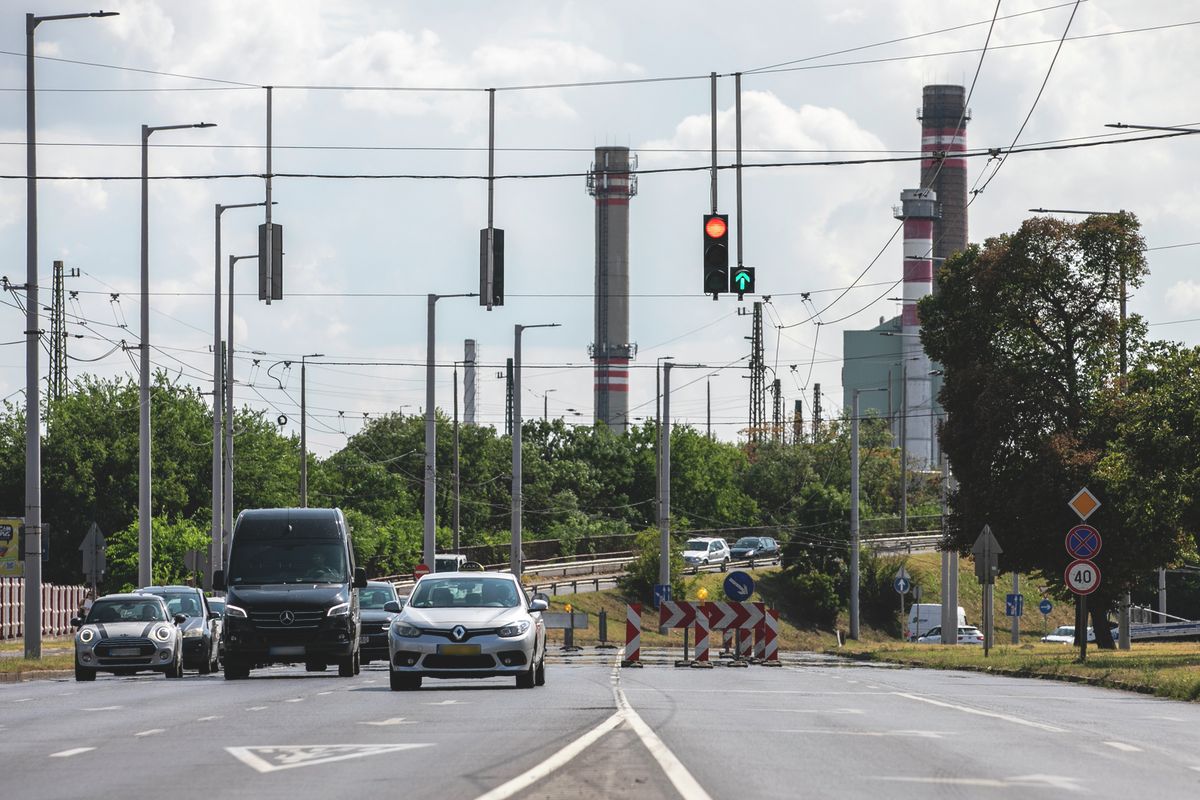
left=919, top=85, right=969, bottom=274
left=587, top=147, right=638, bottom=432
left=894, top=189, right=938, bottom=468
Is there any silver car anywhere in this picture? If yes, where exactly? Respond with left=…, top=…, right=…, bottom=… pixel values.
left=387, top=571, right=548, bottom=690
left=73, top=593, right=185, bottom=681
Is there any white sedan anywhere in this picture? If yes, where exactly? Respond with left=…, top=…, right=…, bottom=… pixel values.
left=915, top=625, right=985, bottom=645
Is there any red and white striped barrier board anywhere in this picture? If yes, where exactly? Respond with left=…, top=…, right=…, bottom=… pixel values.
left=722, top=628, right=734, bottom=654
left=754, top=602, right=767, bottom=660
left=693, top=611, right=711, bottom=663
left=763, top=609, right=780, bottom=663
left=738, top=626, right=754, bottom=659
left=622, top=603, right=642, bottom=666
left=659, top=601, right=702, bottom=629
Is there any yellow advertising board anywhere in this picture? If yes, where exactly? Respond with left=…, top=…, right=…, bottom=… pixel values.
left=0, top=517, right=22, bottom=577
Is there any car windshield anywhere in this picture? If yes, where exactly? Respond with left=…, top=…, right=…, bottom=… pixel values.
left=227, top=541, right=349, bottom=585
left=685, top=540, right=708, bottom=551
left=1052, top=626, right=1074, bottom=636
left=207, top=599, right=225, bottom=615
left=141, top=591, right=201, bottom=617
left=361, top=585, right=399, bottom=609
left=733, top=538, right=760, bottom=548
left=409, top=577, right=520, bottom=609
left=86, top=599, right=166, bottom=623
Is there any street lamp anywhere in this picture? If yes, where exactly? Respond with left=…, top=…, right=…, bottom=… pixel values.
left=512, top=323, right=561, bottom=575
left=225, top=253, right=258, bottom=555
left=850, top=385, right=887, bottom=640
left=211, top=201, right=266, bottom=585
left=424, top=293, right=475, bottom=571
left=24, top=7, right=118, bottom=660
left=541, top=388, right=557, bottom=421
left=139, top=120, right=215, bottom=589
left=299, top=353, right=324, bottom=507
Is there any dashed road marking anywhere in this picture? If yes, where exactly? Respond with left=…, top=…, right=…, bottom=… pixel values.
left=285, top=698, right=304, bottom=703
left=1104, top=741, right=1142, bottom=752
left=425, top=699, right=464, bottom=706
left=247, top=706, right=268, bottom=711
left=777, top=729, right=945, bottom=738
left=359, top=717, right=415, bottom=726
left=135, top=729, right=164, bottom=737
left=197, top=716, right=221, bottom=721
left=82, top=706, right=121, bottom=711
left=227, top=743, right=432, bottom=773
left=50, top=747, right=95, bottom=758
left=892, top=692, right=1066, bottom=733
left=316, top=691, right=333, bottom=696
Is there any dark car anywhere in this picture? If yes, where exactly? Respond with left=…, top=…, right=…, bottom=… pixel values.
left=729, top=536, right=780, bottom=564
left=359, top=581, right=402, bottom=665
left=138, top=585, right=221, bottom=674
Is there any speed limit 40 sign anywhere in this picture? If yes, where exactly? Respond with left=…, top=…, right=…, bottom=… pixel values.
left=1065, top=558, right=1101, bottom=595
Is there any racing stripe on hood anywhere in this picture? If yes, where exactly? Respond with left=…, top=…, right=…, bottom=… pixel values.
left=96, top=623, right=108, bottom=638
left=140, top=622, right=155, bottom=638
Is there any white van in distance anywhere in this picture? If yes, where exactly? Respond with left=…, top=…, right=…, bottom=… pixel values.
left=905, top=604, right=966, bottom=640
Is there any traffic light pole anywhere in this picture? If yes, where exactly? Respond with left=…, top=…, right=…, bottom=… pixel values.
left=735, top=72, right=743, bottom=272
left=709, top=72, right=717, bottom=214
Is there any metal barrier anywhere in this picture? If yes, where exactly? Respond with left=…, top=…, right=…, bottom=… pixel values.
left=0, top=577, right=87, bottom=640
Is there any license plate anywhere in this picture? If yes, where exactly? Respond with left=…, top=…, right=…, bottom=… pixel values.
left=359, top=635, right=369, bottom=644
left=438, top=644, right=480, bottom=656
left=110, top=647, right=140, bottom=657
left=268, top=645, right=306, bottom=656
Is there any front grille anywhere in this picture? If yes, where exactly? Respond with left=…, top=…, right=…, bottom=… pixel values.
left=423, top=654, right=496, bottom=669
left=95, top=638, right=156, bottom=658
left=248, top=610, right=325, bottom=630
left=419, top=627, right=498, bottom=641
left=360, top=621, right=389, bottom=635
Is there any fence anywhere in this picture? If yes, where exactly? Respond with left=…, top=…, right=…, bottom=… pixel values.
left=0, top=578, right=88, bottom=640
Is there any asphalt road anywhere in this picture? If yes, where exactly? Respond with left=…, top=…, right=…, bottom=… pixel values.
left=3, top=650, right=1200, bottom=799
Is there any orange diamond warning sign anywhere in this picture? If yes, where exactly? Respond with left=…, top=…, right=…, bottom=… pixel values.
left=1068, top=487, right=1100, bottom=521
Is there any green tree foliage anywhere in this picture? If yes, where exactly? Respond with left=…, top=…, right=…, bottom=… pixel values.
left=920, top=213, right=1166, bottom=647
left=617, top=528, right=688, bottom=605
left=106, top=515, right=209, bottom=592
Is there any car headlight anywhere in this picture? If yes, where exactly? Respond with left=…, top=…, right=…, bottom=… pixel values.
left=327, top=602, right=350, bottom=617
left=153, top=626, right=173, bottom=641
left=224, top=604, right=247, bottom=619
left=498, top=620, right=530, bottom=638
left=392, top=622, right=421, bottom=638
left=183, top=626, right=203, bottom=638
left=78, top=627, right=95, bottom=644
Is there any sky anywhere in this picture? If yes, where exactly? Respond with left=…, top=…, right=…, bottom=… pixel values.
left=1, top=0, right=1198, bottom=457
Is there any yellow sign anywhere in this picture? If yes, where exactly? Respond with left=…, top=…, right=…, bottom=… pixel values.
left=0, top=517, right=22, bottom=577
left=1068, top=488, right=1101, bottom=521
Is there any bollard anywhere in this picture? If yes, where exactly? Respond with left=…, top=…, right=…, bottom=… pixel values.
left=763, top=609, right=781, bottom=666
left=752, top=601, right=766, bottom=662
left=729, top=628, right=750, bottom=667
left=562, top=624, right=582, bottom=652
left=621, top=604, right=643, bottom=667
left=675, top=627, right=692, bottom=667
left=596, top=608, right=617, bottom=649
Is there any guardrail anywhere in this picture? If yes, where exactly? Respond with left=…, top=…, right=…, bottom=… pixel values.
left=0, top=577, right=88, bottom=639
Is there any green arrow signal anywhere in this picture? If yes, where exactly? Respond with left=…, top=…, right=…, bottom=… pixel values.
left=733, top=270, right=751, bottom=290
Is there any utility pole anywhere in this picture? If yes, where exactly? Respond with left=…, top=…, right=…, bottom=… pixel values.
left=453, top=365, right=460, bottom=554
left=706, top=375, right=712, bottom=440
left=504, top=358, right=514, bottom=436
left=48, top=260, right=77, bottom=402
left=299, top=353, right=323, bottom=507
left=812, top=383, right=822, bottom=441
left=748, top=302, right=765, bottom=442
left=511, top=323, right=560, bottom=576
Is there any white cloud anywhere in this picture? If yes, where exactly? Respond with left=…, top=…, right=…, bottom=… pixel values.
left=1165, top=281, right=1200, bottom=316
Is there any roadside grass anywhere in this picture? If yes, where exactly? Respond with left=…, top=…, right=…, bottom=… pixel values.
left=0, top=636, right=72, bottom=654
left=0, top=652, right=74, bottom=675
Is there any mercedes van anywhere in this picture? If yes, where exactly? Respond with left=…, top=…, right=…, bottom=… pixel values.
left=214, top=508, right=366, bottom=679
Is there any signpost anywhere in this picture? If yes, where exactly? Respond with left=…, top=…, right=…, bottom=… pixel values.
left=972, top=525, right=1002, bottom=656
left=1039, top=598, right=1053, bottom=634
left=1067, top=488, right=1101, bottom=662
left=79, top=522, right=106, bottom=594
left=1005, top=594, right=1024, bottom=617
left=894, top=566, right=911, bottom=637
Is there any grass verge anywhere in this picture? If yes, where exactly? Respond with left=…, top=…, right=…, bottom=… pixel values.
left=0, top=653, right=74, bottom=677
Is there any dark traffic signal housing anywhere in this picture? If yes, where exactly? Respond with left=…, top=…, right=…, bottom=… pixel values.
left=730, top=265, right=755, bottom=299
left=703, top=214, right=728, bottom=298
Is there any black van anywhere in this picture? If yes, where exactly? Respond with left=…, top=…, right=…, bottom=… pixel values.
left=213, top=508, right=367, bottom=679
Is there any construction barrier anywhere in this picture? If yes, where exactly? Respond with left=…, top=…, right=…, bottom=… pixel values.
left=0, top=578, right=87, bottom=639
left=621, top=603, right=642, bottom=667
left=721, top=628, right=734, bottom=657
left=754, top=601, right=767, bottom=661
left=693, top=610, right=711, bottom=666
left=763, top=609, right=780, bottom=665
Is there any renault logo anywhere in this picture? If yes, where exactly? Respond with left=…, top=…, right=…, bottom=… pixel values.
left=279, top=610, right=295, bottom=626
left=451, top=625, right=466, bottom=642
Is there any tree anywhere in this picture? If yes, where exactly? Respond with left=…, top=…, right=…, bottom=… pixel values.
left=920, top=213, right=1156, bottom=648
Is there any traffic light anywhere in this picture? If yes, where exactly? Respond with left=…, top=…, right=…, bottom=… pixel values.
left=703, top=214, right=728, bottom=297
left=730, top=266, right=755, bottom=299
left=479, top=227, right=504, bottom=308
left=258, top=223, right=283, bottom=301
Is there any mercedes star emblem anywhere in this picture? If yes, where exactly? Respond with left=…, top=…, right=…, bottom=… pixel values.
left=279, top=610, right=295, bottom=626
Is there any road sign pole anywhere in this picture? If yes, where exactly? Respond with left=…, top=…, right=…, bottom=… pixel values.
left=1011, top=572, right=1020, bottom=645
left=1078, top=594, right=1088, bottom=662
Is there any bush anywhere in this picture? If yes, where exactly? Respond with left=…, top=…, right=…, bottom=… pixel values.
left=761, top=568, right=841, bottom=628
left=617, top=529, right=688, bottom=605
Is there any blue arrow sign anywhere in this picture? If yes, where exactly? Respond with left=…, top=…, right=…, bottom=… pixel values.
left=653, top=584, right=671, bottom=609
left=1005, top=594, right=1024, bottom=617
left=894, top=576, right=911, bottom=594
left=1039, top=598, right=1053, bottom=615
left=724, top=571, right=755, bottom=601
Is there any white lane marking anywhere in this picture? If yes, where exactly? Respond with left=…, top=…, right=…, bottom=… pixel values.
left=614, top=680, right=714, bottom=800
left=1144, top=715, right=1186, bottom=722
left=50, top=747, right=95, bottom=758
left=82, top=706, right=121, bottom=711
left=227, top=743, right=432, bottom=774
left=14, top=698, right=33, bottom=702
left=777, top=729, right=944, bottom=738
left=425, top=699, right=464, bottom=706
left=135, top=729, right=164, bottom=737
left=316, top=691, right=333, bottom=696
left=472, top=714, right=623, bottom=800
left=285, top=698, right=304, bottom=703
left=1104, top=741, right=1142, bottom=752
left=874, top=774, right=1082, bottom=792
left=246, top=706, right=268, bottom=711
left=892, top=692, right=1066, bottom=733
left=359, top=717, right=415, bottom=726
left=197, top=716, right=222, bottom=721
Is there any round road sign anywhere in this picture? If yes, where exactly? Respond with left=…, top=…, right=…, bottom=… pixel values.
left=1065, top=524, right=1102, bottom=559
left=894, top=576, right=911, bottom=595
left=1065, top=559, right=1101, bottom=595
left=413, top=563, right=431, bottom=578
left=1039, top=598, right=1053, bottom=615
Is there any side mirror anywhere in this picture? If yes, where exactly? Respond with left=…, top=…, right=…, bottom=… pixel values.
left=383, top=601, right=401, bottom=614
left=212, top=570, right=226, bottom=591
left=528, top=598, right=549, bottom=612
left=353, top=567, right=367, bottom=589
left=208, top=611, right=221, bottom=620
left=70, top=616, right=83, bottom=628
left=173, top=613, right=187, bottom=625
left=533, top=592, right=550, bottom=604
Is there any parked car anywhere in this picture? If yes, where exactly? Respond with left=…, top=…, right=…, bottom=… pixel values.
left=728, top=536, right=780, bottom=564
left=1041, top=623, right=1118, bottom=644
left=682, top=538, right=731, bottom=572
left=387, top=570, right=547, bottom=690
left=915, top=625, right=985, bottom=645
left=138, top=585, right=221, bottom=674
left=72, top=593, right=185, bottom=681
left=360, top=581, right=402, bottom=665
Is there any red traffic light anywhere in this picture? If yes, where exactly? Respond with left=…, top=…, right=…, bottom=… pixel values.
left=705, top=216, right=727, bottom=239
